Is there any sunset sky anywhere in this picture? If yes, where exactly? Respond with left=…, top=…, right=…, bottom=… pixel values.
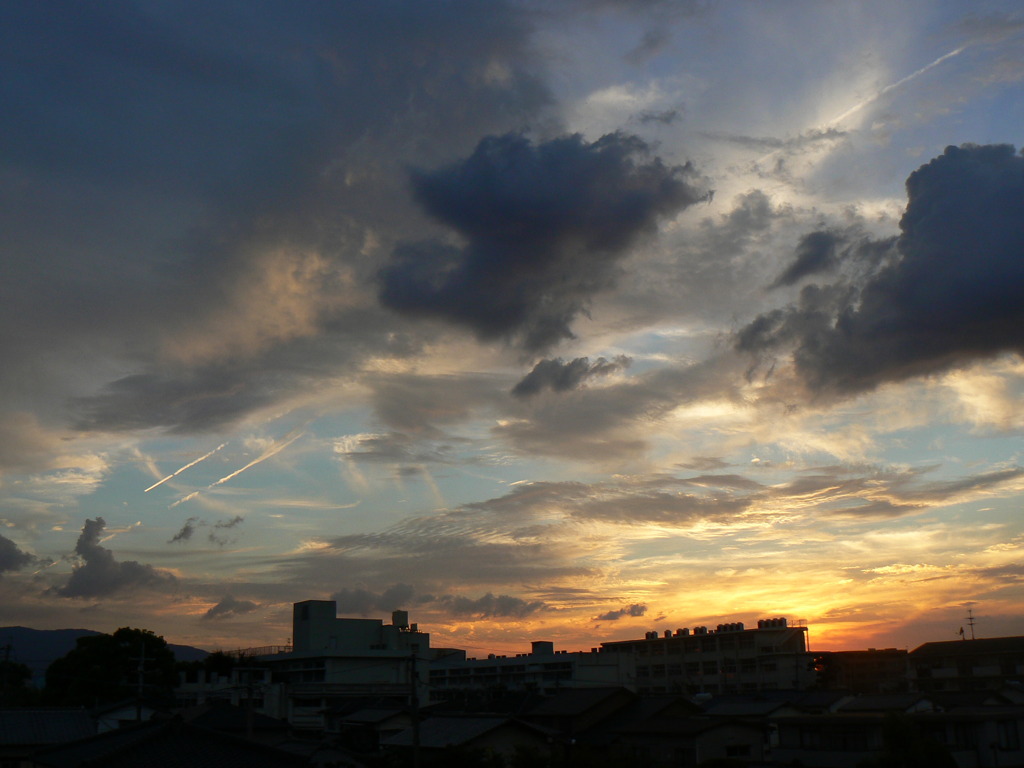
left=3, top=0, right=1024, bottom=657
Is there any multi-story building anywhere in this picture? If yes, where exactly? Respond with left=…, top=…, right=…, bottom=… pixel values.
left=815, top=648, right=910, bottom=693
left=259, top=600, right=435, bottom=730
left=177, top=600, right=435, bottom=732
left=599, top=617, right=815, bottom=695
left=427, top=640, right=636, bottom=702
left=909, top=636, right=1024, bottom=693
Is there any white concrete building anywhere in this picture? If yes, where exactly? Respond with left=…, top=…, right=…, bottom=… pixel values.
left=427, top=640, right=636, bottom=701
left=600, top=617, right=815, bottom=695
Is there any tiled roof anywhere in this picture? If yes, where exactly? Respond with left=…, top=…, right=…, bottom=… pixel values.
left=30, top=718, right=307, bottom=768
left=525, top=687, right=632, bottom=716
left=384, top=716, right=549, bottom=749
left=911, top=636, right=1024, bottom=657
left=0, top=709, right=95, bottom=746
left=383, top=716, right=506, bottom=748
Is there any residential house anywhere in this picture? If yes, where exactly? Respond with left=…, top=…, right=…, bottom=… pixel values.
left=382, top=716, right=552, bottom=763
left=0, top=710, right=95, bottom=768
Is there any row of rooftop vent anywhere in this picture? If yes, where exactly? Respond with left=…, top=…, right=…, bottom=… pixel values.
left=643, top=617, right=789, bottom=640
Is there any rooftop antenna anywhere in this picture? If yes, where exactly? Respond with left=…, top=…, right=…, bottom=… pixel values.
left=965, top=608, right=976, bottom=640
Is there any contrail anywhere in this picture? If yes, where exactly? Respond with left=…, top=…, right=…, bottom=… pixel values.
left=99, top=520, right=142, bottom=543
left=145, top=443, right=227, bottom=492
left=169, top=427, right=307, bottom=508
left=209, top=429, right=305, bottom=488
left=827, top=46, right=966, bottom=128
left=756, top=45, right=966, bottom=167
left=169, top=490, right=201, bottom=509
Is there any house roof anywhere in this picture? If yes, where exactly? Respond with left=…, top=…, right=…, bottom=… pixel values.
left=31, top=718, right=306, bottom=768
left=383, top=716, right=549, bottom=749
left=704, top=699, right=792, bottom=717
left=616, top=715, right=763, bottom=737
left=321, top=695, right=408, bottom=716
left=791, top=690, right=854, bottom=712
left=910, top=636, right=1024, bottom=658
left=336, top=708, right=408, bottom=725
left=928, top=690, right=1012, bottom=710
left=383, top=717, right=503, bottom=748
left=525, top=687, right=633, bottom=717
left=179, top=701, right=290, bottom=733
left=91, top=699, right=164, bottom=718
left=0, top=709, right=95, bottom=746
left=837, top=694, right=932, bottom=713
left=568, top=695, right=697, bottom=747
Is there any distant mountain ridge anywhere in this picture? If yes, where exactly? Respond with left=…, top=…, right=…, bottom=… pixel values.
left=0, top=626, right=209, bottom=685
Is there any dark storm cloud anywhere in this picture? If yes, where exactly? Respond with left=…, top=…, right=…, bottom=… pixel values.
left=440, top=592, right=547, bottom=618
left=73, top=371, right=279, bottom=434
left=637, top=108, right=681, bottom=125
left=0, top=534, right=35, bottom=575
left=897, top=466, right=1024, bottom=503
left=335, top=431, right=460, bottom=465
left=772, top=231, right=842, bottom=287
left=823, top=500, right=924, bottom=518
left=577, top=491, right=751, bottom=524
left=167, top=515, right=244, bottom=546
left=595, top=603, right=647, bottom=621
left=626, top=28, right=673, bottom=65
left=0, top=0, right=550, bottom=439
left=169, top=518, right=198, bottom=544
left=209, top=515, right=244, bottom=546
left=740, top=144, right=1024, bottom=394
left=498, top=354, right=746, bottom=462
left=332, top=583, right=417, bottom=615
left=771, top=229, right=897, bottom=289
left=54, top=518, right=175, bottom=598
left=512, top=355, right=632, bottom=397
left=701, top=128, right=847, bottom=154
left=379, top=132, right=709, bottom=351
left=203, top=596, right=259, bottom=620
left=677, top=457, right=730, bottom=471
left=367, top=373, right=505, bottom=435
left=329, top=583, right=544, bottom=619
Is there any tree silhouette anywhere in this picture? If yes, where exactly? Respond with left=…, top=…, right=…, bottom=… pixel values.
left=45, top=627, right=177, bottom=707
left=0, top=658, right=35, bottom=706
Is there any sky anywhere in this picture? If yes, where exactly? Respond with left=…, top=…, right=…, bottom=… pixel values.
left=2, top=0, right=1024, bottom=657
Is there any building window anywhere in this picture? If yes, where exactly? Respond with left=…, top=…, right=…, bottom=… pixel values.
left=951, top=723, right=978, bottom=749
left=998, top=720, right=1020, bottom=751
left=800, top=728, right=821, bottom=749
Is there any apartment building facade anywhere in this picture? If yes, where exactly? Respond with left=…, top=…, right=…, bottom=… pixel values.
left=600, top=617, right=815, bottom=695
left=428, top=640, right=636, bottom=702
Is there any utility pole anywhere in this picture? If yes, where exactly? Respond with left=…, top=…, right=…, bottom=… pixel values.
left=409, top=652, right=420, bottom=768
left=136, top=641, right=146, bottom=722
left=131, top=643, right=147, bottom=729
left=1, top=643, right=11, bottom=707
left=235, top=667, right=258, bottom=741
